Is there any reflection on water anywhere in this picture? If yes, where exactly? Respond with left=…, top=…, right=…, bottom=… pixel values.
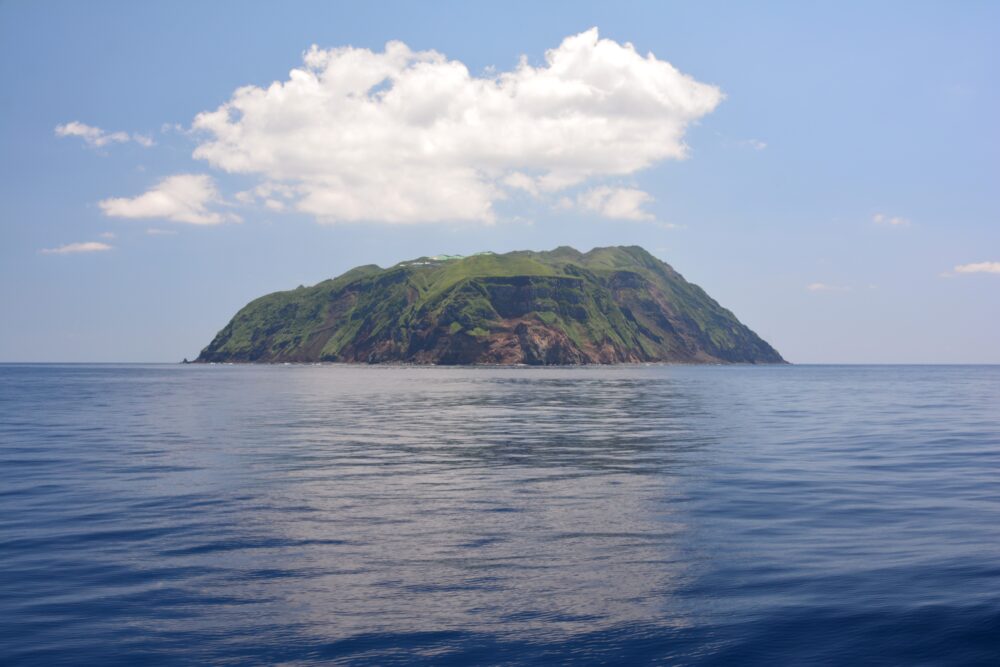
left=195, top=369, right=710, bottom=647
left=1, top=364, right=999, bottom=664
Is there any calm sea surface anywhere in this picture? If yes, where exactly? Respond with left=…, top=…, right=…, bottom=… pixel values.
left=1, top=364, right=999, bottom=665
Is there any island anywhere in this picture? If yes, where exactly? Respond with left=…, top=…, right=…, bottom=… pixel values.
left=196, top=246, right=785, bottom=365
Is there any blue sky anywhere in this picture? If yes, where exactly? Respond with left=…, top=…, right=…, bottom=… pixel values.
left=1, top=0, right=997, bottom=363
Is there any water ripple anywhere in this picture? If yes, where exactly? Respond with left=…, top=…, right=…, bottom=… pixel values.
left=1, top=363, right=998, bottom=664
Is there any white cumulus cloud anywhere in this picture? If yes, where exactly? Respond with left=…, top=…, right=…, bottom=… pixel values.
left=41, top=241, right=112, bottom=255
left=954, top=261, right=1000, bottom=274
left=191, top=28, right=722, bottom=224
left=55, top=121, right=154, bottom=149
left=576, top=186, right=654, bottom=220
left=99, top=174, right=237, bottom=225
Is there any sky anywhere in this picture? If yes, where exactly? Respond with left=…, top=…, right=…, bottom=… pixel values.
left=1, top=0, right=997, bottom=363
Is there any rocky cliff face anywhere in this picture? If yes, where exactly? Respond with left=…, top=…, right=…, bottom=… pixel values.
left=196, top=246, right=785, bottom=365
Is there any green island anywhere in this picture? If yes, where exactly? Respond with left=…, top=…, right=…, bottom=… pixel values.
left=196, top=245, right=785, bottom=365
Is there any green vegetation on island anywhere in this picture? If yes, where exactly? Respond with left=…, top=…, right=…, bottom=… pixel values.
left=196, top=246, right=785, bottom=365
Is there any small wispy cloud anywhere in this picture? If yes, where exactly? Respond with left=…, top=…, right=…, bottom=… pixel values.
left=872, top=212, right=910, bottom=227
left=653, top=221, right=684, bottom=231
left=233, top=182, right=297, bottom=209
left=40, top=241, right=112, bottom=255
left=953, top=261, right=1000, bottom=274
left=100, top=174, right=238, bottom=225
left=576, top=186, right=654, bottom=221
left=98, top=231, right=116, bottom=239
left=146, top=228, right=177, bottom=236
left=55, top=121, right=154, bottom=149
left=740, top=139, right=767, bottom=151
left=806, top=282, right=850, bottom=292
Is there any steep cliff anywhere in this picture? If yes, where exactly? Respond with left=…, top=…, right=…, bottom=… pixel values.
left=196, top=246, right=785, bottom=365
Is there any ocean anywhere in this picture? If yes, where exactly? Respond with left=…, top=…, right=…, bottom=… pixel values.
left=1, top=364, right=998, bottom=665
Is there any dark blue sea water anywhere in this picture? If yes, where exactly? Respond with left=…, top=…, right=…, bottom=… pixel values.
left=1, top=364, right=999, bottom=665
